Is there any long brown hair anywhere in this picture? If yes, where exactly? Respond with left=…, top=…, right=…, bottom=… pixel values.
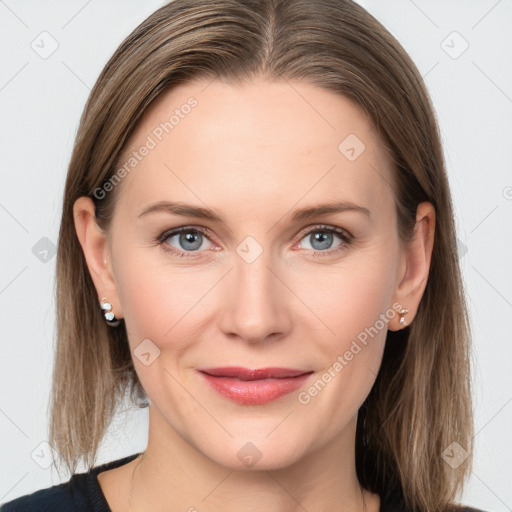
left=50, top=1, right=474, bottom=510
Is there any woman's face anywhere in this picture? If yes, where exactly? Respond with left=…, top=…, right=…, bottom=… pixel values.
left=102, top=78, right=411, bottom=469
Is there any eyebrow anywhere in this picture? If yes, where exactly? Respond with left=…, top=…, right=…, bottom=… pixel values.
left=137, top=200, right=371, bottom=222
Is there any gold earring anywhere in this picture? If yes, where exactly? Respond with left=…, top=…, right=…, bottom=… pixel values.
left=399, top=308, right=409, bottom=327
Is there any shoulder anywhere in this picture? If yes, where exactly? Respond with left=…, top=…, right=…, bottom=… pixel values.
left=379, top=487, right=490, bottom=512
left=0, top=452, right=142, bottom=512
left=0, top=480, right=82, bottom=511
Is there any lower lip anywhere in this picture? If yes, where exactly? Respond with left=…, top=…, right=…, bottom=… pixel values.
left=199, top=372, right=313, bottom=405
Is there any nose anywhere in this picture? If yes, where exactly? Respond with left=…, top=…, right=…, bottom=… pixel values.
left=217, top=248, right=293, bottom=345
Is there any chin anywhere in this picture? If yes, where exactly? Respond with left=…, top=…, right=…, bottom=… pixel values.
left=197, top=431, right=309, bottom=472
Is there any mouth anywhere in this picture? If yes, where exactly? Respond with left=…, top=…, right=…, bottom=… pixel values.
left=197, top=367, right=314, bottom=405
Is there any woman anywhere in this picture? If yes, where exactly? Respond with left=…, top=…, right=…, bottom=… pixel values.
left=0, top=0, right=486, bottom=511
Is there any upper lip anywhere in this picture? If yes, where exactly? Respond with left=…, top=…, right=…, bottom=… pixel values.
left=198, top=367, right=312, bottom=380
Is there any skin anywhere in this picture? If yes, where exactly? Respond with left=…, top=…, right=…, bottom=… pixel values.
left=74, top=77, right=435, bottom=512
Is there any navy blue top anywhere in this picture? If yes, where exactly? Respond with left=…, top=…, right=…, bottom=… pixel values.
left=0, top=453, right=142, bottom=512
left=0, top=452, right=487, bottom=511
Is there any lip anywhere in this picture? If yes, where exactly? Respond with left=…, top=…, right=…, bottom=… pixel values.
left=197, top=367, right=314, bottom=405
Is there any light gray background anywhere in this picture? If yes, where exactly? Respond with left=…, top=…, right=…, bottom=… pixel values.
left=1, top=1, right=511, bottom=510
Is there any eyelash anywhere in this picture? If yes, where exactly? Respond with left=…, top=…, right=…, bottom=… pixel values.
left=156, top=224, right=353, bottom=259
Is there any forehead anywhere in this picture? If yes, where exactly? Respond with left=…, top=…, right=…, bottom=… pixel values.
left=114, top=78, right=396, bottom=221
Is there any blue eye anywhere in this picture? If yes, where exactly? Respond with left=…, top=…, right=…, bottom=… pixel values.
left=299, top=227, right=349, bottom=252
left=157, top=224, right=352, bottom=259
left=159, top=227, right=214, bottom=256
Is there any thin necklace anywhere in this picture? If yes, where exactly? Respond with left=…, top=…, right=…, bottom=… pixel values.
left=128, top=451, right=145, bottom=511
left=129, top=452, right=368, bottom=512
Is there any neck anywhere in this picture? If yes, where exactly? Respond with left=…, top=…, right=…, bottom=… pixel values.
left=125, top=405, right=378, bottom=512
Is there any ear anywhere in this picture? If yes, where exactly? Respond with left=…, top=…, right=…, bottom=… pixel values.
left=73, top=196, right=123, bottom=318
left=389, top=201, right=435, bottom=331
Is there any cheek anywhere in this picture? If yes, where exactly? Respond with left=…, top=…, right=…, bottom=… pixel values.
left=112, top=244, right=233, bottom=396
left=294, top=249, right=397, bottom=402
left=115, top=260, right=210, bottom=348
left=299, top=256, right=396, bottom=348
left=114, top=259, right=215, bottom=411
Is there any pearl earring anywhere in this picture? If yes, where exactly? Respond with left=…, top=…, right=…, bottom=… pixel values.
left=100, top=298, right=120, bottom=327
left=399, top=308, right=409, bottom=327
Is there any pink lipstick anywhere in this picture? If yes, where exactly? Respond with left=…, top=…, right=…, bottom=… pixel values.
left=197, top=367, right=313, bottom=405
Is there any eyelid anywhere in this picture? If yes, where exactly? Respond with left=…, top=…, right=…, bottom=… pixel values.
left=295, top=223, right=353, bottom=243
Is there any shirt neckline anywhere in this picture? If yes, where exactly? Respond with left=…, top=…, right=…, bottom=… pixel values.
left=82, top=452, right=143, bottom=511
